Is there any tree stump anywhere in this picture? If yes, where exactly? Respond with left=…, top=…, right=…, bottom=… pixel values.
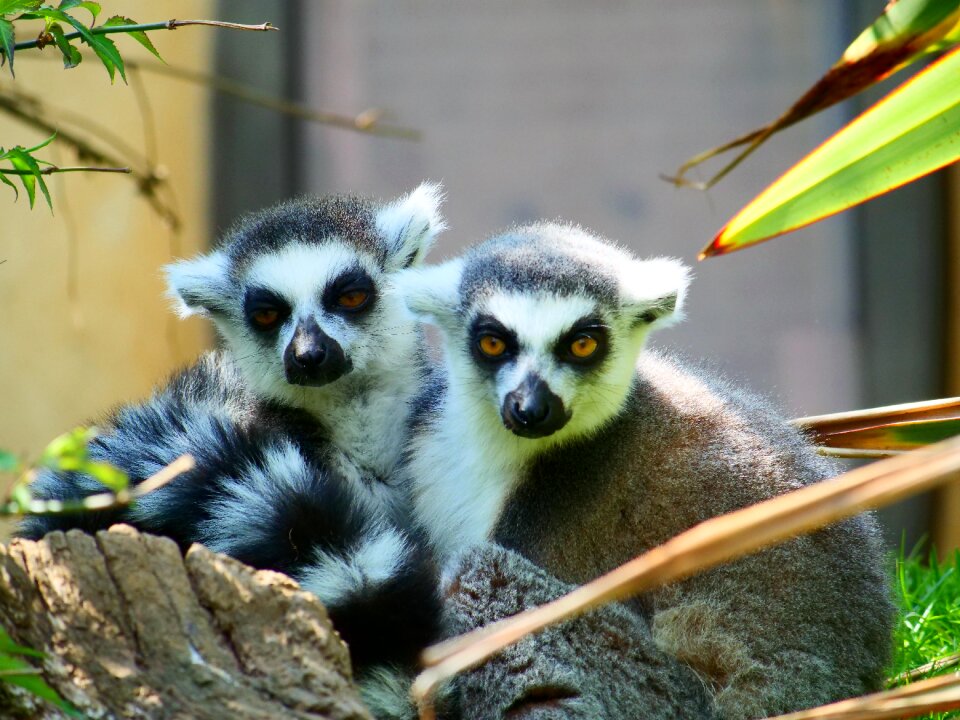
left=0, top=525, right=373, bottom=720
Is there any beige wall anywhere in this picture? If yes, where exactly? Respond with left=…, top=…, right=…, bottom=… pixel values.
left=0, top=1, right=215, bottom=509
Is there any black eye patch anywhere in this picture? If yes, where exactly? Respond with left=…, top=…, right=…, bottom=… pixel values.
left=323, top=267, right=377, bottom=315
left=469, top=314, right=519, bottom=366
left=555, top=317, right=610, bottom=368
left=243, top=287, right=291, bottom=333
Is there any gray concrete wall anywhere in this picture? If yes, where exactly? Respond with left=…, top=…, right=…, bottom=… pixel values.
left=298, top=1, right=859, bottom=418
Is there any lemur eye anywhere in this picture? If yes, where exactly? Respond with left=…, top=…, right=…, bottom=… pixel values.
left=251, top=309, right=280, bottom=328
left=338, top=290, right=369, bottom=309
left=570, top=334, right=599, bottom=358
left=478, top=335, right=507, bottom=358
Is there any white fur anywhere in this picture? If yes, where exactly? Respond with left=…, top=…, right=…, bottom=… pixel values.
left=357, top=666, right=418, bottom=720
left=297, top=526, right=410, bottom=607
left=392, top=257, right=465, bottom=329
left=194, top=441, right=316, bottom=554
left=619, top=257, right=691, bottom=328
left=408, top=278, right=686, bottom=560
left=376, top=182, right=447, bottom=270
left=245, top=241, right=378, bottom=304
left=163, top=250, right=230, bottom=317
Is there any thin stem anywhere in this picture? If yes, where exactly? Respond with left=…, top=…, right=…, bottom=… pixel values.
left=0, top=165, right=130, bottom=175
left=11, top=20, right=276, bottom=52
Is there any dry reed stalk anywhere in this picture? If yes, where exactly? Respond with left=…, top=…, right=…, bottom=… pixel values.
left=793, top=397, right=960, bottom=456
left=766, top=672, right=960, bottom=720
left=412, top=435, right=960, bottom=718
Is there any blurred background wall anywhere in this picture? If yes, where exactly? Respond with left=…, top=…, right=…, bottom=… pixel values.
left=0, top=0, right=952, bottom=549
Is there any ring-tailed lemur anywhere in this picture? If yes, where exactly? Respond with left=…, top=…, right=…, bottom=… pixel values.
left=395, top=223, right=895, bottom=719
left=18, top=186, right=446, bottom=694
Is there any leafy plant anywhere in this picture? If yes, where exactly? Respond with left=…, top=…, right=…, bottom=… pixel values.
left=667, top=0, right=960, bottom=257
left=0, top=1, right=277, bottom=213
left=0, top=624, right=81, bottom=716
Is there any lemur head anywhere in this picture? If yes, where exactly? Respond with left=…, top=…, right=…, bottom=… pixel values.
left=165, top=183, right=445, bottom=409
left=398, top=223, right=689, bottom=447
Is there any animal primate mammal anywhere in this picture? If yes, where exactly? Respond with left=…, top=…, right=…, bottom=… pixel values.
left=397, top=223, right=894, bottom=718
left=18, top=185, right=448, bottom=704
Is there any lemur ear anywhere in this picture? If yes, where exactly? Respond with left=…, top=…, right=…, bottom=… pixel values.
left=376, top=182, right=447, bottom=272
left=163, top=250, right=232, bottom=318
left=392, top=258, right=465, bottom=329
left=620, top=257, right=691, bottom=329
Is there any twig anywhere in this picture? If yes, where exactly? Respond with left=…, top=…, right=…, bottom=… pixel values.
left=2, top=454, right=194, bottom=517
left=889, top=652, right=960, bottom=686
left=0, top=165, right=129, bottom=175
left=412, top=435, right=960, bottom=716
left=11, top=20, right=276, bottom=53
left=0, top=668, right=43, bottom=677
left=0, top=90, right=179, bottom=228
left=123, top=58, right=420, bottom=140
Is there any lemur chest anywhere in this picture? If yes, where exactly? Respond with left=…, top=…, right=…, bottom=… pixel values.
left=411, top=429, right=526, bottom=561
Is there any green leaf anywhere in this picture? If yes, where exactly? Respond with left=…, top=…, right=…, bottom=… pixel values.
left=40, top=427, right=94, bottom=468
left=83, top=460, right=128, bottom=492
left=0, top=642, right=82, bottom=717
left=0, top=450, right=18, bottom=472
left=48, top=23, right=81, bottom=69
left=705, top=43, right=960, bottom=257
left=4, top=147, right=51, bottom=211
left=0, top=627, right=44, bottom=659
left=0, top=170, right=18, bottom=201
left=0, top=18, right=13, bottom=77
left=103, top=16, right=163, bottom=62
left=31, top=7, right=124, bottom=82
left=6, top=148, right=38, bottom=208
left=0, top=1, right=42, bottom=16
left=57, top=0, right=98, bottom=24
left=24, top=132, right=56, bottom=154
left=84, top=31, right=124, bottom=82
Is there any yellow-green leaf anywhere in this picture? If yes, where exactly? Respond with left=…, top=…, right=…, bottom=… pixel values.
left=704, top=43, right=960, bottom=258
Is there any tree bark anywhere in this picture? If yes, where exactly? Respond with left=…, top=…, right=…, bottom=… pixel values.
left=0, top=525, right=373, bottom=720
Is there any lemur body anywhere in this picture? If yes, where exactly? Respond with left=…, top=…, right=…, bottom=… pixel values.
left=398, top=224, right=895, bottom=718
left=19, top=186, right=447, bottom=697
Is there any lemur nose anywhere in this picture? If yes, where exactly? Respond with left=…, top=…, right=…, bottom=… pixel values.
left=291, top=343, right=326, bottom=368
left=283, top=318, right=351, bottom=387
left=502, top=374, right=570, bottom=439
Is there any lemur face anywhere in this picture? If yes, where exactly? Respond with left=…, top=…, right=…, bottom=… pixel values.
left=164, top=183, right=445, bottom=406
left=398, top=223, right=689, bottom=445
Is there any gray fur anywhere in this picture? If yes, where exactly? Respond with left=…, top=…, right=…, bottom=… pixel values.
left=439, top=543, right=716, bottom=720
left=399, top=224, right=895, bottom=718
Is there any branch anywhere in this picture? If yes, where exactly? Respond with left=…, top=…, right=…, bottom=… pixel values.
left=0, top=165, right=129, bottom=175
left=0, top=90, right=180, bottom=228
left=1, top=454, right=194, bottom=517
left=11, top=19, right=277, bottom=53
left=125, top=59, right=421, bottom=140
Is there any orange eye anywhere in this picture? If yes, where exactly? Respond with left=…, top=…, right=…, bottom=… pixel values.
left=570, top=335, right=598, bottom=358
left=251, top=309, right=280, bottom=327
left=338, top=290, right=369, bottom=309
left=478, top=335, right=507, bottom=357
